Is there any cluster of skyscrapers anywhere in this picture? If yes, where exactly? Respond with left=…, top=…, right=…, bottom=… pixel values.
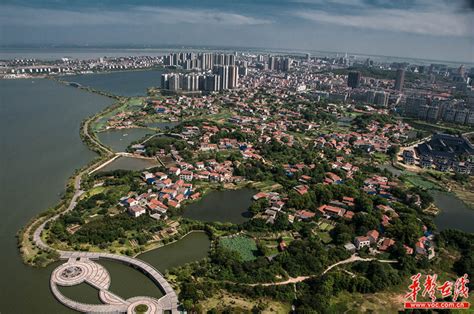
left=161, top=52, right=247, bottom=92
left=163, top=52, right=246, bottom=71
left=161, top=65, right=240, bottom=92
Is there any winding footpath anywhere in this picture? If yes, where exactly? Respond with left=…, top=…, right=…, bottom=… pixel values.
left=249, top=255, right=397, bottom=287
left=30, top=113, right=179, bottom=313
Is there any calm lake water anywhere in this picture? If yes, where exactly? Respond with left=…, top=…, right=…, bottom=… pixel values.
left=98, top=128, right=155, bottom=152
left=183, top=189, right=256, bottom=224
left=99, top=156, right=159, bottom=172
left=59, top=282, right=103, bottom=305
left=432, top=191, right=474, bottom=233
left=63, top=69, right=163, bottom=96
left=0, top=78, right=113, bottom=313
left=139, top=231, right=211, bottom=271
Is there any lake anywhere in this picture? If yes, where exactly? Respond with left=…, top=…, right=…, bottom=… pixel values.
left=63, top=69, right=163, bottom=96
left=0, top=78, right=114, bottom=313
left=183, top=189, right=256, bottom=224
left=432, top=191, right=474, bottom=233
left=98, top=128, right=155, bottom=152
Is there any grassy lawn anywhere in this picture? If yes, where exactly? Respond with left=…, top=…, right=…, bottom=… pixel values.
left=319, top=221, right=334, bottom=232
left=79, top=186, right=106, bottom=200
left=316, top=231, right=332, bottom=244
left=220, top=235, right=258, bottom=262
left=372, top=152, right=389, bottom=164
left=126, top=97, right=144, bottom=108
left=319, top=222, right=330, bottom=230
left=251, top=180, right=282, bottom=192
left=260, top=239, right=279, bottom=256
left=197, top=108, right=235, bottom=124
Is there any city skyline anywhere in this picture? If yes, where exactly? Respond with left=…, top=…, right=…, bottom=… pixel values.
left=0, top=0, right=473, bottom=63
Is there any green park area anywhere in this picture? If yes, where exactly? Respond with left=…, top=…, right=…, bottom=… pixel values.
left=219, top=235, right=258, bottom=262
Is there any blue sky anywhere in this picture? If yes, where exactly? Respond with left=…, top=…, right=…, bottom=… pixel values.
left=0, top=0, right=473, bottom=62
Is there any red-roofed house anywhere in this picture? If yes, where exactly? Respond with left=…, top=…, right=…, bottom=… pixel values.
left=293, top=185, right=309, bottom=195
left=168, top=167, right=181, bottom=176
left=367, top=230, right=379, bottom=244
left=296, top=210, right=315, bottom=220
left=379, top=238, right=395, bottom=251
left=318, top=204, right=346, bottom=218
left=253, top=192, right=268, bottom=200
left=344, top=210, right=354, bottom=219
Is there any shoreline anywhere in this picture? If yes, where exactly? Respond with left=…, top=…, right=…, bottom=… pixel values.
left=18, top=82, right=120, bottom=267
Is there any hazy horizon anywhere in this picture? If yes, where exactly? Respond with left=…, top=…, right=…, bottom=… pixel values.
left=1, top=44, right=473, bottom=66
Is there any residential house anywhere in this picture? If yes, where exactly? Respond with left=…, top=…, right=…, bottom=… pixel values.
left=296, top=210, right=315, bottom=220
left=128, top=205, right=146, bottom=218
left=354, top=236, right=371, bottom=250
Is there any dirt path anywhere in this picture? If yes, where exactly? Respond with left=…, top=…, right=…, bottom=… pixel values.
left=248, top=255, right=397, bottom=287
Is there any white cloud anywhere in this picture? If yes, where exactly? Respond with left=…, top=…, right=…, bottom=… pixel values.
left=294, top=7, right=472, bottom=36
left=0, top=5, right=271, bottom=27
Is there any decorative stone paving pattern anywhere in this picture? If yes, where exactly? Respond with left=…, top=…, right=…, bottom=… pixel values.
left=52, top=259, right=110, bottom=290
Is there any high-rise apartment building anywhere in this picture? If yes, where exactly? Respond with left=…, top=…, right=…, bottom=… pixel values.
left=347, top=71, right=361, bottom=88
left=228, top=65, right=239, bottom=89
left=395, top=68, right=405, bottom=91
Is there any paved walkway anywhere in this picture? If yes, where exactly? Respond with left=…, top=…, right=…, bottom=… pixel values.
left=50, top=257, right=177, bottom=314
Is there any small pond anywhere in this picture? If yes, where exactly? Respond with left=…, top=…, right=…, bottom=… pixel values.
left=183, top=188, right=256, bottom=224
